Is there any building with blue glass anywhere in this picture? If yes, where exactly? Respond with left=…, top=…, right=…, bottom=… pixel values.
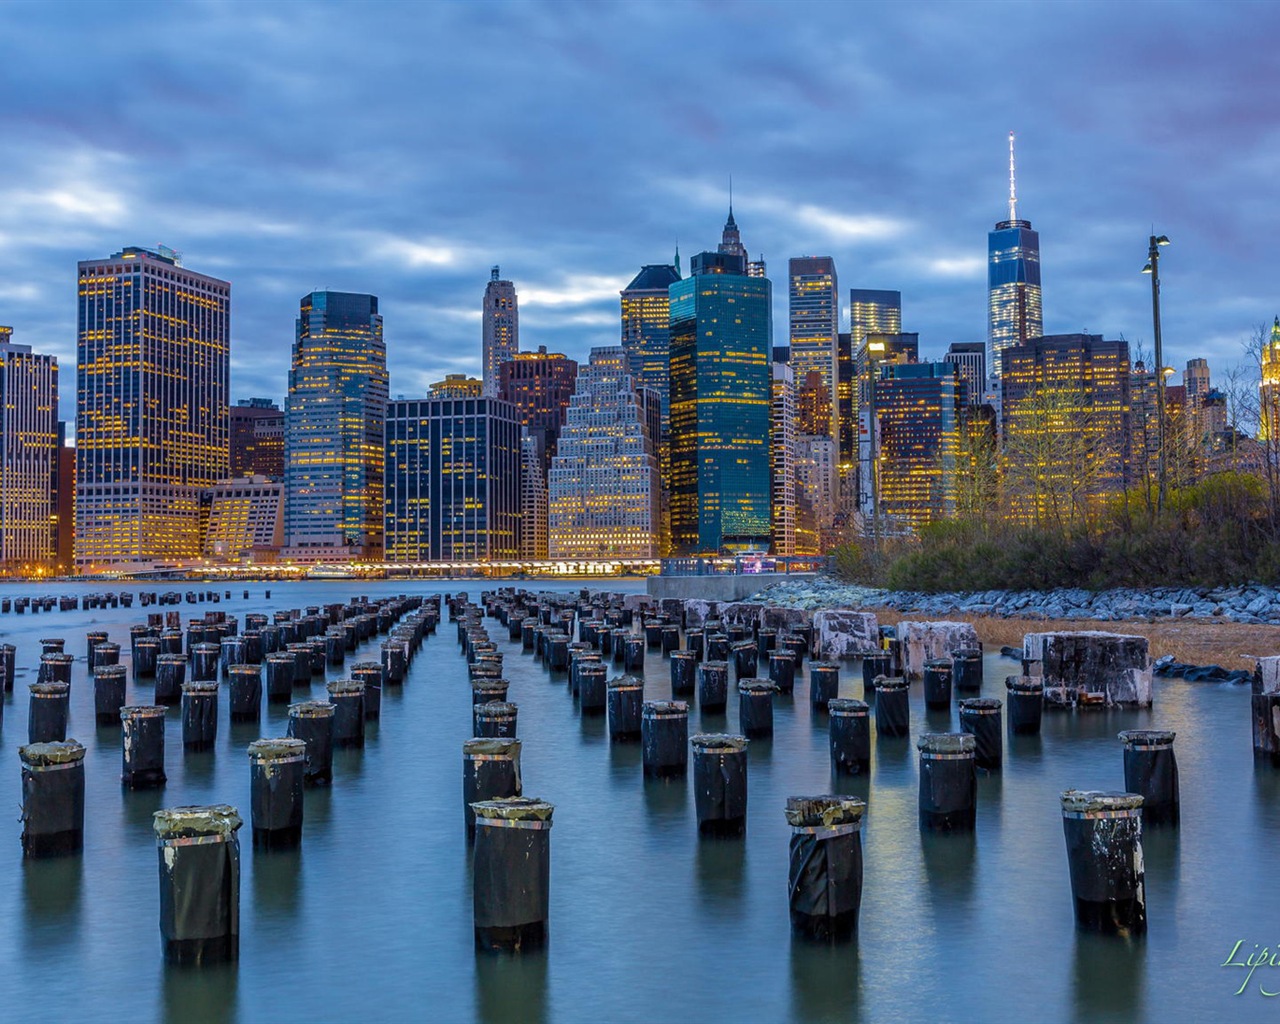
left=668, top=250, right=772, bottom=554
left=384, top=393, right=521, bottom=561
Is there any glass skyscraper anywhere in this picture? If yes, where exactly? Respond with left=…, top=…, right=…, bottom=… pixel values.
left=384, top=394, right=521, bottom=561
left=668, top=251, right=772, bottom=555
left=284, top=291, right=388, bottom=560
left=76, top=246, right=229, bottom=568
left=0, top=327, right=58, bottom=570
left=988, top=220, right=1042, bottom=378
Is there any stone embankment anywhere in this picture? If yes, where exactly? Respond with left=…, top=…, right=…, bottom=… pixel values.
left=748, top=576, right=1280, bottom=626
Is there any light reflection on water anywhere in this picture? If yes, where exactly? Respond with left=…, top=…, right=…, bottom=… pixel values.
left=0, top=582, right=1268, bottom=1022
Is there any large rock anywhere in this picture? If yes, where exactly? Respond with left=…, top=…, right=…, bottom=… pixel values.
left=899, top=621, right=980, bottom=679
left=1024, top=631, right=1152, bottom=708
left=813, top=610, right=879, bottom=659
left=761, top=606, right=813, bottom=634
left=682, top=600, right=722, bottom=630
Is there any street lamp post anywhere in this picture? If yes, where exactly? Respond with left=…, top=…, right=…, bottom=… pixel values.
left=1143, top=234, right=1170, bottom=512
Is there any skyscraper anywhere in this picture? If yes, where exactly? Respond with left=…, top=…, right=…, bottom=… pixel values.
left=498, top=345, right=579, bottom=472
left=789, top=256, right=839, bottom=437
left=944, top=342, right=987, bottom=405
left=384, top=394, right=522, bottom=561
left=988, top=133, right=1042, bottom=378
left=519, top=434, right=548, bottom=559
left=1261, top=318, right=1280, bottom=442
left=547, top=346, right=659, bottom=558
left=230, top=398, right=285, bottom=479
left=482, top=267, right=519, bottom=397
left=873, top=362, right=966, bottom=530
left=669, top=249, right=772, bottom=554
left=0, top=328, right=58, bottom=571
left=718, top=207, right=766, bottom=278
left=620, top=261, right=681, bottom=408
left=283, top=291, right=387, bottom=560
left=770, top=363, right=797, bottom=556
left=856, top=332, right=918, bottom=522
left=848, top=289, right=901, bottom=349
left=52, top=422, right=74, bottom=573
left=76, top=246, right=229, bottom=568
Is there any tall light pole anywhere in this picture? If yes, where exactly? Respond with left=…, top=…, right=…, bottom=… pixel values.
left=1143, top=234, right=1170, bottom=512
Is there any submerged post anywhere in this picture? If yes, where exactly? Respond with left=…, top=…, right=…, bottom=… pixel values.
left=121, top=705, right=167, bottom=788
left=691, top=733, right=749, bottom=837
left=785, top=795, right=865, bottom=942
left=828, top=698, right=870, bottom=775
left=248, top=739, right=306, bottom=849
left=917, top=732, right=976, bottom=832
left=642, top=701, right=688, bottom=777
left=20, top=740, right=86, bottom=857
left=1060, top=790, right=1146, bottom=936
left=154, top=805, right=243, bottom=964
left=471, top=797, right=554, bottom=953
left=1118, top=730, right=1179, bottom=827
left=287, top=701, right=336, bottom=786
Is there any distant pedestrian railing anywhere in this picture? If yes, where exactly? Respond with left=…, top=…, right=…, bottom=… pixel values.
left=659, top=556, right=832, bottom=577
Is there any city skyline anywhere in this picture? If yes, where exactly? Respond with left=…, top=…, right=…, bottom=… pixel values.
left=0, top=2, right=1277, bottom=427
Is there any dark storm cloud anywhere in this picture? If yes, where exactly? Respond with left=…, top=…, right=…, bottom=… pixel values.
left=0, top=0, right=1278, bottom=425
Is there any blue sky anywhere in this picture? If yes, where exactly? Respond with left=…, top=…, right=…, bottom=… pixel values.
left=1, top=0, right=1278, bottom=421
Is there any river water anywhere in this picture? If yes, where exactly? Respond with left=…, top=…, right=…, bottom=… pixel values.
left=0, top=579, right=1272, bottom=1023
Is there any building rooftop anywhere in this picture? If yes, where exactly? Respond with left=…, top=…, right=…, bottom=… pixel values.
left=623, top=264, right=681, bottom=292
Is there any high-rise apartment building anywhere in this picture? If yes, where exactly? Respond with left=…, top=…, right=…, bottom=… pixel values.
left=770, top=363, right=797, bottom=556
left=384, top=394, right=521, bottom=561
left=1184, top=357, right=1211, bottom=441
left=796, top=434, right=840, bottom=547
left=76, top=246, right=229, bottom=568
left=0, top=328, right=58, bottom=571
left=944, top=343, right=987, bottom=406
left=669, top=250, right=772, bottom=554
left=498, top=345, right=578, bottom=471
left=856, top=332, right=918, bottom=517
left=796, top=370, right=831, bottom=437
left=789, top=257, right=839, bottom=437
left=482, top=267, right=519, bottom=397
left=519, top=434, right=548, bottom=559
left=873, top=362, right=966, bottom=530
left=988, top=133, right=1042, bottom=379
left=1000, top=334, right=1131, bottom=524
left=230, top=398, right=284, bottom=478
left=283, top=291, right=387, bottom=561
left=547, top=346, right=659, bottom=558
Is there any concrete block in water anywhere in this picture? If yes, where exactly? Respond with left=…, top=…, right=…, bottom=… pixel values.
left=761, top=605, right=813, bottom=635
left=900, top=621, right=979, bottom=679
left=1025, top=631, right=1152, bottom=708
left=681, top=600, right=722, bottom=630
left=813, top=609, right=879, bottom=659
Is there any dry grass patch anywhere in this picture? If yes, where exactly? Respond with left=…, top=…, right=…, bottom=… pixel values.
left=863, top=606, right=1280, bottom=669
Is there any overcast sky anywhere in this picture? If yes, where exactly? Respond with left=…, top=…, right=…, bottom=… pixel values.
left=2, top=0, right=1278, bottom=422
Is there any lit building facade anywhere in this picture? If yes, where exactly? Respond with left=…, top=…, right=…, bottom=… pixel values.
left=788, top=257, right=839, bottom=437
left=498, top=345, right=578, bottom=470
left=1262, top=319, right=1280, bottom=443
left=431, top=374, right=483, bottom=399
left=621, top=262, right=681, bottom=411
left=796, top=369, right=831, bottom=437
left=669, top=250, right=772, bottom=554
left=849, top=289, right=901, bottom=350
left=0, top=329, right=58, bottom=571
left=944, top=342, right=987, bottom=405
left=874, top=362, right=965, bottom=530
left=1000, top=334, right=1131, bottom=524
left=482, top=267, right=519, bottom=397
left=988, top=219, right=1042, bottom=380
left=770, top=363, right=797, bottom=556
left=856, top=332, right=918, bottom=519
left=203, top=475, right=283, bottom=559
left=284, top=291, right=387, bottom=561
left=796, top=433, right=840, bottom=547
left=547, top=346, right=659, bottom=558
left=53, top=422, right=74, bottom=573
left=519, top=434, right=548, bottom=559
left=230, top=398, right=284, bottom=479
left=76, top=246, right=229, bottom=568
left=384, top=395, right=521, bottom=561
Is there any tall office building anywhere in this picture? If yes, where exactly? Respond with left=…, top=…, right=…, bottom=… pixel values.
left=1000, top=334, right=1131, bottom=523
left=836, top=332, right=855, bottom=466
left=718, top=207, right=766, bottom=278
left=498, top=345, right=578, bottom=471
left=944, top=343, right=987, bottom=405
left=789, top=257, right=839, bottom=437
left=848, top=289, right=901, bottom=349
left=873, top=362, right=966, bottom=530
left=796, top=434, right=840, bottom=546
left=384, top=394, right=521, bottom=561
left=52, top=422, right=74, bottom=573
left=796, top=370, right=831, bottom=437
left=1183, top=357, right=1211, bottom=441
left=230, top=398, right=285, bottom=478
left=76, top=246, right=229, bottom=568
left=856, top=332, right=919, bottom=521
left=621, top=261, right=681, bottom=408
left=547, top=346, right=659, bottom=558
left=482, top=267, right=519, bottom=397
left=770, top=363, right=797, bottom=556
left=0, top=328, right=58, bottom=570
left=988, top=133, right=1043, bottom=379
left=283, top=291, right=387, bottom=561
left=669, top=250, right=772, bottom=554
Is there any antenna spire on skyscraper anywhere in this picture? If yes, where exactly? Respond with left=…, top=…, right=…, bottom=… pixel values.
left=1008, top=131, right=1018, bottom=223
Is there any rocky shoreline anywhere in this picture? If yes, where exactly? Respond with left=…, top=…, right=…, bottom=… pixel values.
left=747, top=575, right=1280, bottom=626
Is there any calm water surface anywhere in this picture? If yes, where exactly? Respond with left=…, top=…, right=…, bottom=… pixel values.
left=0, top=580, right=1274, bottom=1023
